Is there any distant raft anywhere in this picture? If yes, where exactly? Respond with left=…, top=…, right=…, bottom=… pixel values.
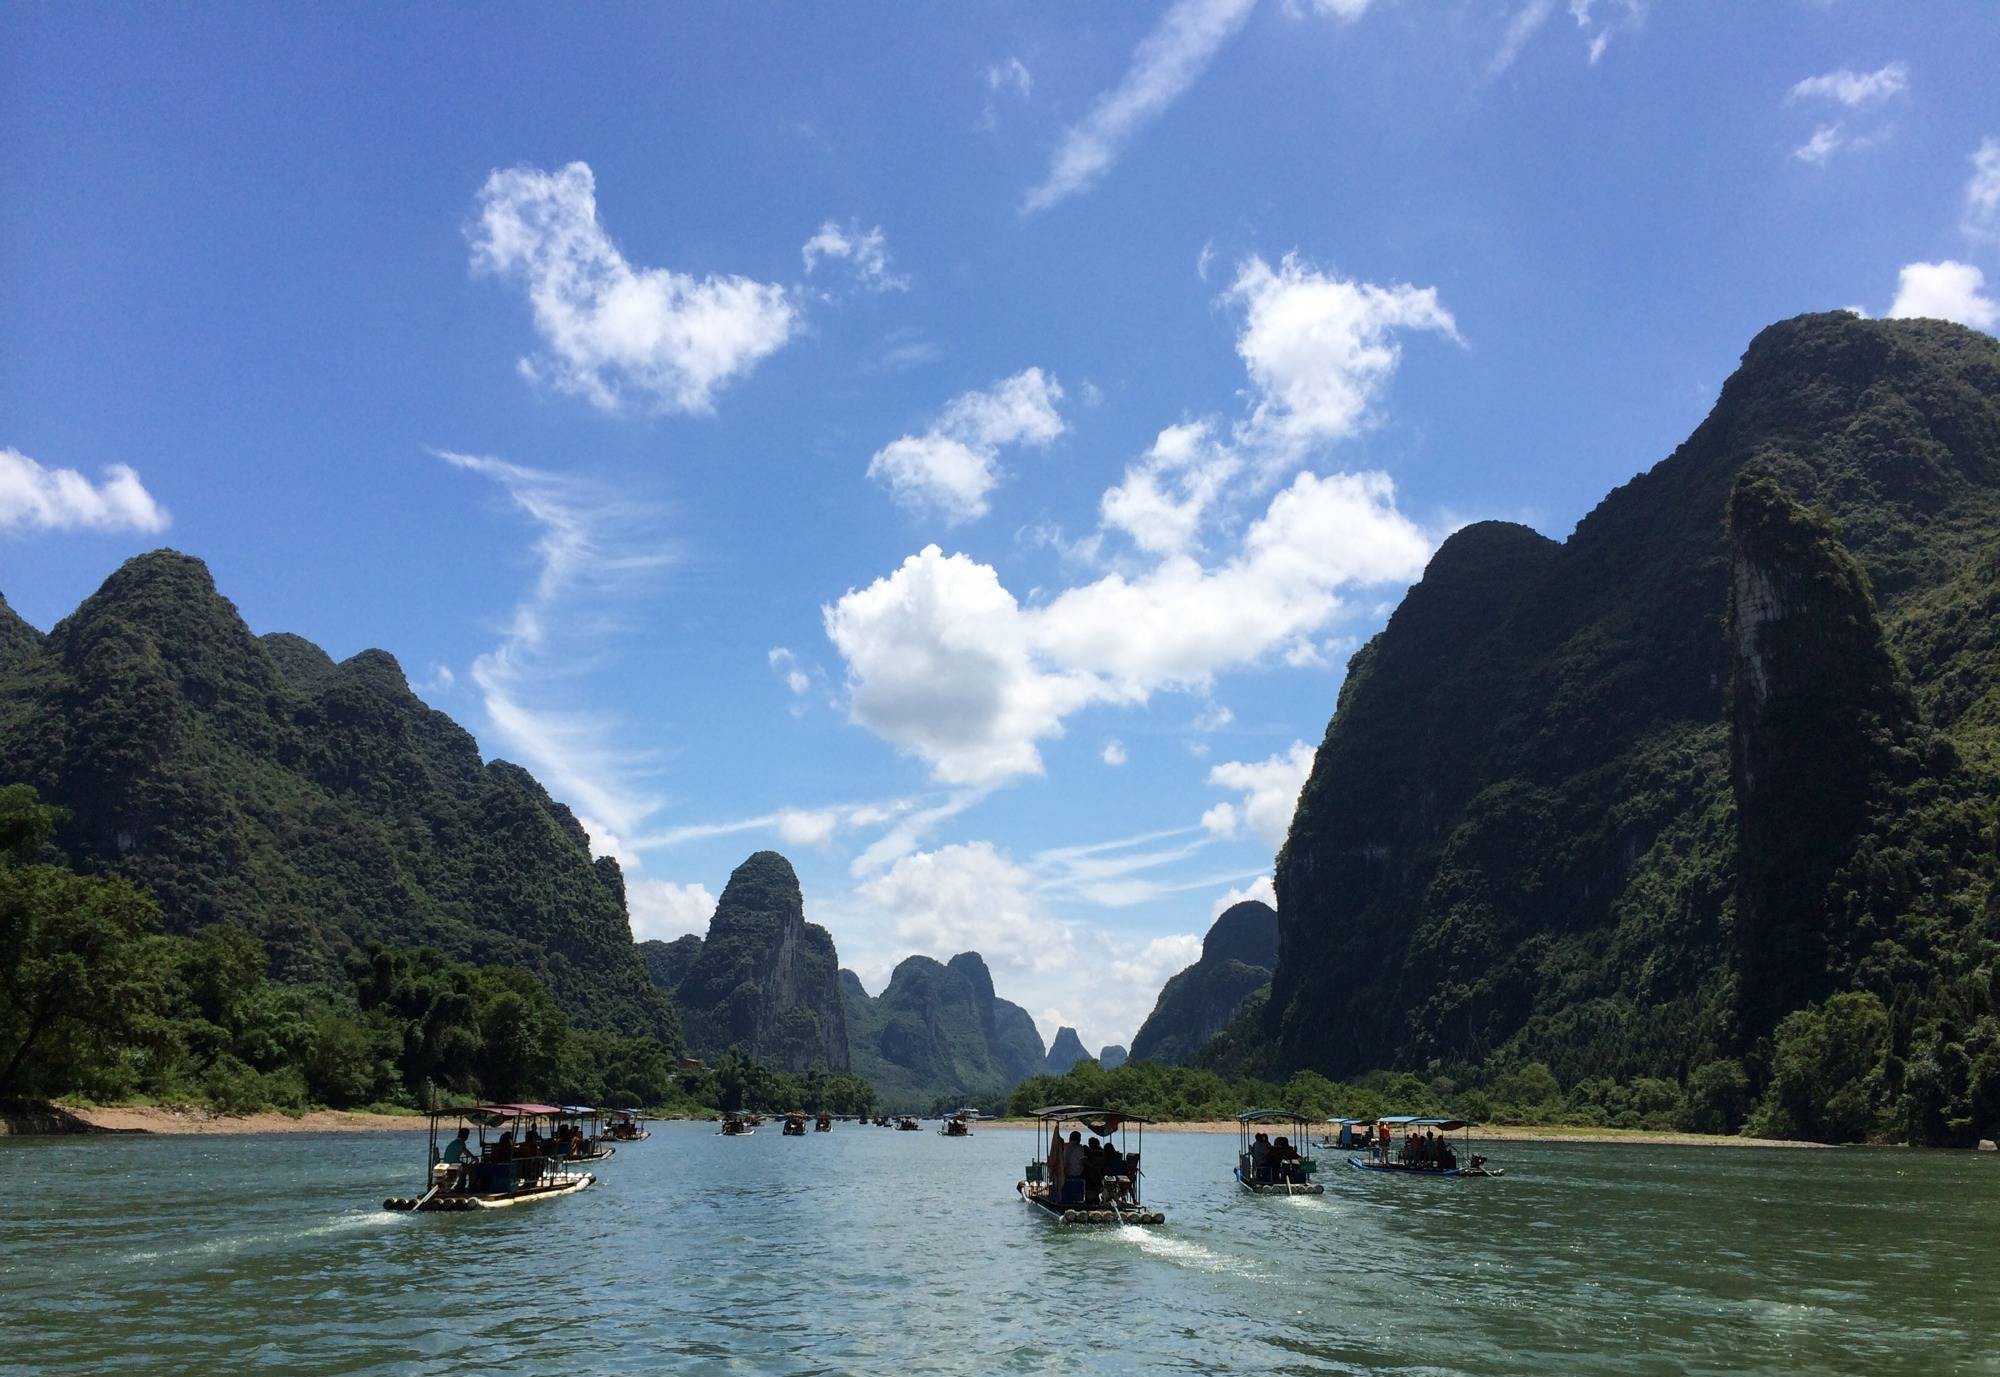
left=1232, top=1109, right=1326, bottom=1195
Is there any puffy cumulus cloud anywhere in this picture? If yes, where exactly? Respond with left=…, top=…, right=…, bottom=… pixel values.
left=0, top=448, right=169, bottom=535
left=1200, top=801, right=1239, bottom=837
left=827, top=472, right=1428, bottom=785
left=1888, top=261, right=1998, bottom=332
left=855, top=841, right=1073, bottom=973
left=577, top=814, right=636, bottom=869
left=1100, top=420, right=1243, bottom=556
left=469, top=161, right=796, bottom=413
left=866, top=368, right=1066, bottom=524
left=1109, top=932, right=1204, bottom=989
left=1024, top=0, right=1258, bottom=213
left=1212, top=874, right=1277, bottom=917
left=626, top=879, right=717, bottom=942
left=1227, top=254, right=1461, bottom=472
left=1208, top=741, right=1316, bottom=848
left=825, top=545, right=1105, bottom=785
left=1787, top=62, right=1908, bottom=109
left=1101, top=739, right=1128, bottom=767
left=1964, top=137, right=2000, bottom=244
left=801, top=220, right=908, bottom=292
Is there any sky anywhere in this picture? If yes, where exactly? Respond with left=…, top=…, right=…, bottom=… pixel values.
left=5, top=3, right=1999, bottom=1054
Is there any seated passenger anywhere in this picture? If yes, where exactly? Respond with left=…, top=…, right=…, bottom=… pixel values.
left=1272, top=1136, right=1298, bottom=1181
left=1249, top=1132, right=1272, bottom=1182
left=489, top=1130, right=515, bottom=1164
left=440, top=1126, right=478, bottom=1165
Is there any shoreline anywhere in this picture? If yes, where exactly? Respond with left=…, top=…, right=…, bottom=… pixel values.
left=976, top=1118, right=1833, bottom=1149
left=1, top=1104, right=430, bottom=1136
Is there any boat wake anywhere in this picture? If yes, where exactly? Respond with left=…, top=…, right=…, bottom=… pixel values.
left=1282, top=1195, right=1336, bottom=1213
left=1112, top=1226, right=1262, bottom=1277
left=120, top=1210, right=400, bottom=1265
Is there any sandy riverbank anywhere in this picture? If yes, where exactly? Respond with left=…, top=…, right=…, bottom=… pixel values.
left=1, top=1104, right=429, bottom=1136
left=978, top=1118, right=1829, bottom=1149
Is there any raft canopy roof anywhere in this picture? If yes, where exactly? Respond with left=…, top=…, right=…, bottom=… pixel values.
left=1236, top=1108, right=1314, bottom=1124
left=442, top=1103, right=564, bottom=1123
left=1029, top=1104, right=1156, bottom=1125
left=1376, top=1115, right=1471, bottom=1131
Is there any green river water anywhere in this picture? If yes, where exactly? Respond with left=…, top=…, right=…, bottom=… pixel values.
left=1, top=1124, right=1993, bottom=1375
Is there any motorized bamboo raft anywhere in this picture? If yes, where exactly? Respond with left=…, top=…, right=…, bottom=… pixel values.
left=384, top=1104, right=597, bottom=1211
left=1017, top=1105, right=1165, bottom=1226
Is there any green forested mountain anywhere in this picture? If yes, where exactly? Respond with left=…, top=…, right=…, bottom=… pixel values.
left=0, top=552, right=677, bottom=1045
left=1258, top=313, right=2000, bottom=1144
left=645, top=851, right=848, bottom=1074
left=1128, top=899, right=1278, bottom=1066
left=839, top=950, right=1046, bottom=1110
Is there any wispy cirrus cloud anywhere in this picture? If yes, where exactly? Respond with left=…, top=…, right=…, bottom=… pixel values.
left=0, top=447, right=170, bottom=536
left=437, top=449, right=674, bottom=838
left=469, top=161, right=797, bottom=413
left=1024, top=0, right=1259, bottom=214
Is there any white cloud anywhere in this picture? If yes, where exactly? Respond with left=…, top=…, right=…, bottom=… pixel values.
left=1787, top=62, right=1908, bottom=109
left=1201, top=801, right=1238, bottom=837
left=1100, top=420, right=1243, bottom=555
left=857, top=841, right=1073, bottom=973
left=867, top=369, right=1066, bottom=524
left=1109, top=932, right=1204, bottom=989
left=627, top=879, right=717, bottom=942
left=1491, top=0, right=1642, bottom=73
left=776, top=808, right=839, bottom=847
left=1227, top=253, right=1461, bottom=472
left=439, top=450, right=672, bottom=837
left=979, top=56, right=1034, bottom=129
left=469, top=161, right=796, bottom=413
left=1888, top=260, right=1999, bottom=331
left=577, top=815, right=636, bottom=869
left=1208, top=741, right=1316, bottom=848
left=1191, top=701, right=1234, bottom=733
left=1793, top=124, right=1845, bottom=165
left=0, top=449, right=169, bottom=535
left=1212, top=874, right=1277, bottom=917
left=828, top=471, right=1427, bottom=786
left=1488, top=0, right=1556, bottom=77
left=1963, top=137, right=2000, bottom=244
left=1024, top=0, right=1258, bottom=213
left=768, top=646, right=812, bottom=696
left=801, top=220, right=908, bottom=292
left=1101, top=739, right=1128, bottom=766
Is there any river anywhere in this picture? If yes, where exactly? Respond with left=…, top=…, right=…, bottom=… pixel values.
left=2, top=1123, right=1993, bottom=1375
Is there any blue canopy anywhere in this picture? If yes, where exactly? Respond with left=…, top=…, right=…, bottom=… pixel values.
left=558, top=1105, right=597, bottom=1116
left=1376, top=1115, right=1470, bottom=1130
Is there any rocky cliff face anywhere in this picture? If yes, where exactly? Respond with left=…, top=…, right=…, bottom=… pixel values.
left=1044, top=1026, right=1089, bottom=1075
left=1129, top=900, right=1278, bottom=1065
left=0, top=551, right=677, bottom=1043
left=1098, top=1045, right=1128, bottom=1070
left=663, top=851, right=849, bottom=1073
left=1264, top=313, right=2000, bottom=1092
left=840, top=950, right=1045, bottom=1109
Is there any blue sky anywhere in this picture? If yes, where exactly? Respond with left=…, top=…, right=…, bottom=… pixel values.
left=6, top=2, right=1998, bottom=1051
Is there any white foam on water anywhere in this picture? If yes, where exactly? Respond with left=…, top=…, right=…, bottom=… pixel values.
left=1282, top=1195, right=1335, bottom=1213
left=1112, top=1225, right=1262, bottom=1278
left=299, top=1210, right=403, bottom=1238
